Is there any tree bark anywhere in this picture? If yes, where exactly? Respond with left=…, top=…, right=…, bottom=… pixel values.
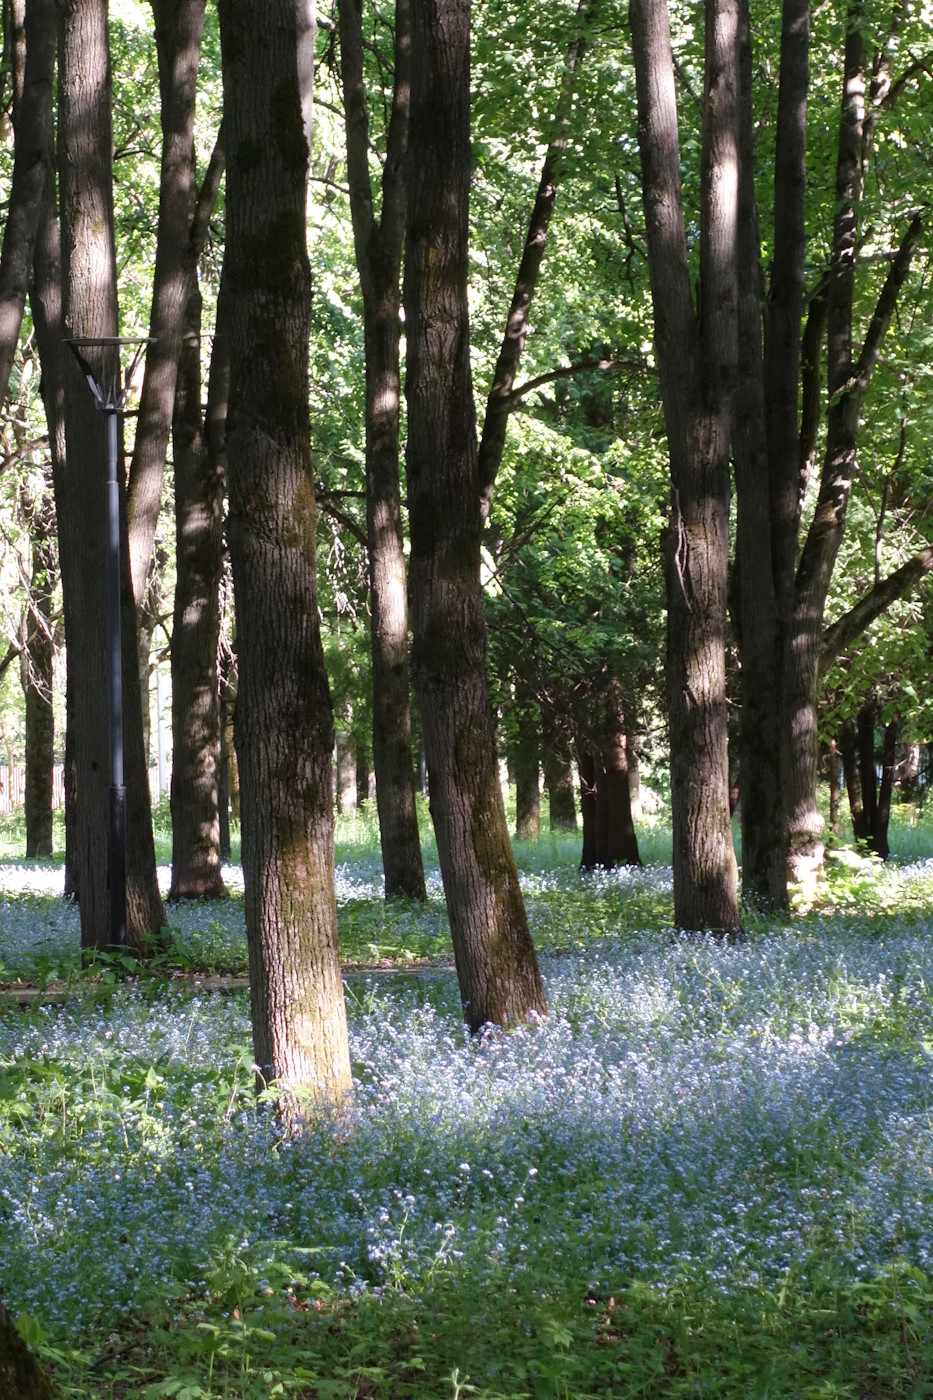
left=167, top=132, right=226, bottom=899
left=0, top=0, right=55, bottom=409
left=512, top=700, right=540, bottom=841
left=405, top=0, right=546, bottom=1032
left=218, top=0, right=352, bottom=1110
left=819, top=546, right=933, bottom=677
left=125, top=0, right=206, bottom=606
left=337, top=0, right=426, bottom=900
left=20, top=483, right=55, bottom=859
left=168, top=258, right=226, bottom=899
left=597, top=696, right=642, bottom=868
left=630, top=0, right=741, bottom=932
left=54, top=0, right=165, bottom=952
left=335, top=730, right=357, bottom=814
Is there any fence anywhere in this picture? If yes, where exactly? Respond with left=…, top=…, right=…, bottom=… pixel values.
left=0, top=766, right=165, bottom=815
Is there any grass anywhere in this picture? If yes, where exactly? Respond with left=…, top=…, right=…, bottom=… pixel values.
left=2, top=798, right=933, bottom=1395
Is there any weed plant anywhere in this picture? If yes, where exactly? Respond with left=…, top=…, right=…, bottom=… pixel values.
left=1, top=803, right=933, bottom=1394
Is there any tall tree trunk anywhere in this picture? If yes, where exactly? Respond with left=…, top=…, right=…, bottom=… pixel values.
left=630, top=0, right=741, bottom=932
left=598, top=692, right=642, bottom=868
left=218, top=0, right=351, bottom=1110
left=578, top=749, right=598, bottom=869
left=405, top=0, right=546, bottom=1032
left=0, top=0, right=54, bottom=407
left=785, top=4, right=922, bottom=886
left=828, top=738, right=840, bottom=834
left=169, top=281, right=226, bottom=897
left=24, top=13, right=73, bottom=885
left=337, top=0, right=426, bottom=901
left=20, top=484, right=55, bottom=858
left=125, top=0, right=206, bottom=606
left=355, top=741, right=370, bottom=808
left=732, top=0, right=787, bottom=909
left=512, top=700, right=540, bottom=841
left=168, top=134, right=227, bottom=900
left=54, top=0, right=165, bottom=952
left=874, top=713, right=897, bottom=861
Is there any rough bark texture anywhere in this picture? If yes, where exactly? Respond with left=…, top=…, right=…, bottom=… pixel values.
left=169, top=271, right=226, bottom=900
left=218, top=0, right=352, bottom=1108
left=732, top=0, right=787, bottom=909
left=0, top=1293, right=58, bottom=1400
left=0, top=0, right=55, bottom=408
left=631, top=0, right=741, bottom=932
left=596, top=703, right=642, bottom=869
left=125, top=0, right=206, bottom=606
left=405, top=0, right=546, bottom=1032
left=54, top=0, right=165, bottom=952
left=785, top=5, right=922, bottom=887
left=20, top=486, right=56, bottom=858
left=338, top=0, right=426, bottom=900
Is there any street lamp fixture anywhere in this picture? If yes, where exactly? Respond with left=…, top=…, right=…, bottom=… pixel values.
left=65, top=336, right=150, bottom=951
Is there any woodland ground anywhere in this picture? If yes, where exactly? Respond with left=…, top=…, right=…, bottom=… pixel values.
left=2, top=802, right=933, bottom=1398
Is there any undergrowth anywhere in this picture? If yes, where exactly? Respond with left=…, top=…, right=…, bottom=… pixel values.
left=1, top=799, right=933, bottom=1395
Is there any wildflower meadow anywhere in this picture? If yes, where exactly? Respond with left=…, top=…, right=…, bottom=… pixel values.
left=2, top=807, right=933, bottom=1397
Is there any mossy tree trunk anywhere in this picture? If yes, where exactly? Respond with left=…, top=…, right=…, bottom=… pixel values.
left=405, top=0, right=546, bottom=1033
left=218, top=0, right=352, bottom=1110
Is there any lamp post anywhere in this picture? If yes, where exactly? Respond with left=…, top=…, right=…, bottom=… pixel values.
left=66, top=336, right=149, bottom=950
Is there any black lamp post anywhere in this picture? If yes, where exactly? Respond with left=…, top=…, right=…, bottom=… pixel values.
left=66, top=336, right=149, bottom=951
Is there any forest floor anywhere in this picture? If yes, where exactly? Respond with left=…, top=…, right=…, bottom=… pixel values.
left=2, top=804, right=933, bottom=1397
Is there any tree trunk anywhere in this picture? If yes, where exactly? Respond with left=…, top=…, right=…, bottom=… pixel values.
left=218, top=0, right=351, bottom=1110
left=732, top=0, right=787, bottom=909
left=512, top=699, right=540, bottom=841
left=20, top=485, right=55, bottom=859
left=26, top=18, right=74, bottom=889
left=355, top=741, right=370, bottom=808
left=125, top=0, right=206, bottom=607
left=0, top=1292, right=58, bottom=1400
left=598, top=714, right=641, bottom=868
left=0, top=0, right=55, bottom=408
left=335, top=730, right=356, bottom=814
left=405, top=0, right=546, bottom=1033
left=337, top=0, right=426, bottom=901
left=875, top=714, right=897, bottom=861
left=827, top=738, right=840, bottom=835
left=54, top=0, right=165, bottom=953
left=168, top=260, right=226, bottom=900
left=630, top=0, right=741, bottom=932
left=167, top=136, right=226, bottom=899
left=785, top=6, right=922, bottom=887
left=578, top=749, right=598, bottom=869
left=541, top=708, right=576, bottom=831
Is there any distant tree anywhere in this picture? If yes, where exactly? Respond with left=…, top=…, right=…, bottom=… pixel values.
left=336, top=0, right=426, bottom=900
left=405, top=0, right=546, bottom=1031
left=218, top=0, right=352, bottom=1110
